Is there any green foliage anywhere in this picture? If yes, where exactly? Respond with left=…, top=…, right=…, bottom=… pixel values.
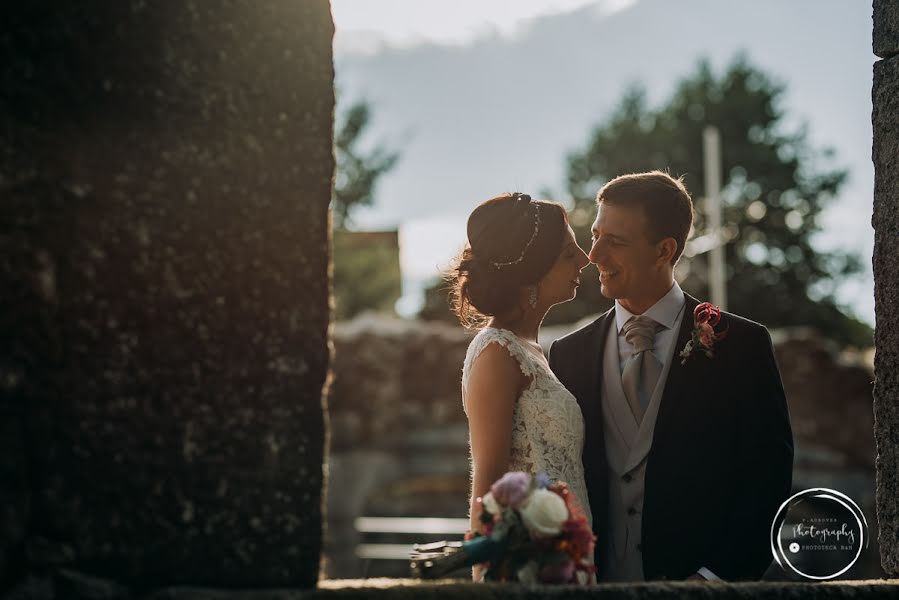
left=559, top=56, right=870, bottom=347
left=421, top=56, right=871, bottom=347
left=331, top=98, right=402, bottom=320
left=418, top=274, right=456, bottom=324
left=332, top=101, right=399, bottom=230
left=332, top=230, right=402, bottom=321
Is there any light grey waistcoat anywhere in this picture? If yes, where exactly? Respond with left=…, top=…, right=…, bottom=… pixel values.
left=599, top=315, right=681, bottom=582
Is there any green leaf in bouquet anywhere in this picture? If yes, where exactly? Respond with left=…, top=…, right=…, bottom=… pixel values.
left=491, top=507, right=520, bottom=539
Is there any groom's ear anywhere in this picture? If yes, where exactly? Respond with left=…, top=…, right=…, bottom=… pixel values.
left=655, top=237, right=678, bottom=266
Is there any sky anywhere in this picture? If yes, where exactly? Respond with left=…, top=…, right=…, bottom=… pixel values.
left=330, top=0, right=875, bottom=324
left=331, top=0, right=633, bottom=49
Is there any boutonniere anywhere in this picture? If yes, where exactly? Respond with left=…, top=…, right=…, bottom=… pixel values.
left=679, top=302, right=729, bottom=365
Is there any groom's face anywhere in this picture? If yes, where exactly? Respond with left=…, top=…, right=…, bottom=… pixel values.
left=588, top=202, right=661, bottom=303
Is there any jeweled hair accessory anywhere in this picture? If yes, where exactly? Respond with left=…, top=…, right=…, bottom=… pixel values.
left=492, top=195, right=540, bottom=269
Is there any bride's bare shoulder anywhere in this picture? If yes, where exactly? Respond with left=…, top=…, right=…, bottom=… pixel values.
left=463, top=333, right=530, bottom=410
left=468, top=336, right=521, bottom=376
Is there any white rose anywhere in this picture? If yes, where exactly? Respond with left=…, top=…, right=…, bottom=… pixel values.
left=481, top=491, right=500, bottom=516
left=519, top=489, right=569, bottom=538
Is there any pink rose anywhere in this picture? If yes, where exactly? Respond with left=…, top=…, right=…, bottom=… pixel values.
left=694, top=302, right=713, bottom=322
left=682, top=301, right=727, bottom=364
left=490, top=471, right=531, bottom=508
left=694, top=307, right=711, bottom=324
left=562, top=518, right=596, bottom=559
left=539, top=560, right=576, bottom=583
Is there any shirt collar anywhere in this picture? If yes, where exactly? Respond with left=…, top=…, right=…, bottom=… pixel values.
left=615, top=281, right=686, bottom=334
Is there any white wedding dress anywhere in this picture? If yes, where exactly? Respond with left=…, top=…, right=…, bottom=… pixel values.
left=461, top=327, right=593, bottom=528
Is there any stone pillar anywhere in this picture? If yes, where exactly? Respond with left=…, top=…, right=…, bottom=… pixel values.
left=0, top=0, right=333, bottom=590
left=873, top=0, right=899, bottom=578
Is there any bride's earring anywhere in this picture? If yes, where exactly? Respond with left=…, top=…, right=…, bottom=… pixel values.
left=529, top=285, right=538, bottom=309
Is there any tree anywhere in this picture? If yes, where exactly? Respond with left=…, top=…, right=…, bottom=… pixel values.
left=421, top=56, right=871, bottom=347
left=332, top=100, right=399, bottom=230
left=559, top=56, right=869, bottom=347
left=331, top=98, right=402, bottom=320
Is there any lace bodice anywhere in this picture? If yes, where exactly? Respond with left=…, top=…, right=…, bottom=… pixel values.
left=462, top=327, right=593, bottom=527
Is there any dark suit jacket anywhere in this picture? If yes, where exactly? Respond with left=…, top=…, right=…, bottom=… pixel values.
left=548, top=293, right=794, bottom=581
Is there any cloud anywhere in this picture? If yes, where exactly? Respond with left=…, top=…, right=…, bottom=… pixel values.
left=332, top=0, right=636, bottom=56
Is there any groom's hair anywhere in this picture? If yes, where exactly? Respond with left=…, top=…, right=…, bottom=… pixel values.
left=596, top=171, right=694, bottom=265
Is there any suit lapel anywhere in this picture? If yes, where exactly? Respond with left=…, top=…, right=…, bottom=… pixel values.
left=586, top=308, right=616, bottom=406
left=650, top=294, right=700, bottom=452
left=580, top=309, right=614, bottom=549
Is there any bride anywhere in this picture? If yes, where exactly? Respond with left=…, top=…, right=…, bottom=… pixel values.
left=449, top=192, right=592, bottom=580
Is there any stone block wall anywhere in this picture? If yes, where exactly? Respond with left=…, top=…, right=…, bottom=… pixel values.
left=873, top=0, right=899, bottom=578
left=0, top=0, right=333, bottom=590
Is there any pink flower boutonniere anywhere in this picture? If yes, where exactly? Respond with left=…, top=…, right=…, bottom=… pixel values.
left=679, top=302, right=728, bottom=365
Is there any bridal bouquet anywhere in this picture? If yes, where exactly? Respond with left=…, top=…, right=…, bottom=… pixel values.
left=410, top=471, right=595, bottom=584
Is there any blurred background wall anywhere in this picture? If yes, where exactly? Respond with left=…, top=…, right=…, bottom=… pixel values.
left=323, top=315, right=881, bottom=579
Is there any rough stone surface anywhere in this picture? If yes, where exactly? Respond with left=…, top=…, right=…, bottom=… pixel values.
left=0, top=0, right=333, bottom=589
left=328, top=316, right=472, bottom=452
left=874, top=0, right=899, bottom=58
left=308, top=579, right=899, bottom=600
left=771, top=332, right=881, bottom=578
left=774, top=332, right=875, bottom=471
left=874, top=53, right=899, bottom=577
left=6, top=575, right=899, bottom=599
left=325, top=317, right=473, bottom=577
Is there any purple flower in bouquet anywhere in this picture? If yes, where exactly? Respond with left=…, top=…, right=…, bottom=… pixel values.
left=490, top=471, right=531, bottom=508
left=456, top=471, right=597, bottom=585
left=540, top=560, right=576, bottom=584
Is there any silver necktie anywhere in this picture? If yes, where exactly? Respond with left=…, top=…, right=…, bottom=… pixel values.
left=621, top=315, right=663, bottom=423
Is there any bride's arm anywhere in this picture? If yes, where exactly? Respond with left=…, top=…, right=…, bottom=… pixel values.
left=464, top=342, right=526, bottom=580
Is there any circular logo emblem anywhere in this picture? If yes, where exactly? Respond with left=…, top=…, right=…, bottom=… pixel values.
left=770, top=488, right=868, bottom=580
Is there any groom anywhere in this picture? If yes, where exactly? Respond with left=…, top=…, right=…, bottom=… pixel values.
left=549, top=171, right=793, bottom=582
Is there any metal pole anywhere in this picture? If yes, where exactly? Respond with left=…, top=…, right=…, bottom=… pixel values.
left=703, top=125, right=727, bottom=310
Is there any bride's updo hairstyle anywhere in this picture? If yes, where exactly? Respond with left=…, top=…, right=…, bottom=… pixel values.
left=450, top=193, right=568, bottom=328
